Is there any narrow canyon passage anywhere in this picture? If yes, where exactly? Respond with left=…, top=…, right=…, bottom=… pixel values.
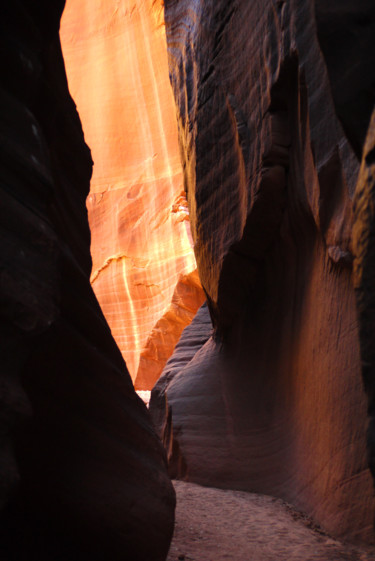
left=2, top=1, right=375, bottom=560
left=60, top=0, right=375, bottom=552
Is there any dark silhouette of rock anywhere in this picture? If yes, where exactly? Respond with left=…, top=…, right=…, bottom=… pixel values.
left=150, top=0, right=375, bottom=543
left=315, top=1, right=375, bottom=160
left=0, top=2, right=174, bottom=560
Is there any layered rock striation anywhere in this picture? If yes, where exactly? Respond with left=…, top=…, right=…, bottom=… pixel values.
left=0, top=2, right=174, bottom=560
left=60, top=0, right=204, bottom=384
left=150, top=0, right=375, bottom=543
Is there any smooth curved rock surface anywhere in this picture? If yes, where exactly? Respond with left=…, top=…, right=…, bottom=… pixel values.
left=150, top=0, right=375, bottom=544
left=60, top=0, right=204, bottom=382
left=150, top=302, right=213, bottom=453
left=0, top=3, right=174, bottom=560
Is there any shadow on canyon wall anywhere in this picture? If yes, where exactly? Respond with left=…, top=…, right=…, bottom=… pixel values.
left=0, top=0, right=375, bottom=560
left=150, top=0, right=375, bottom=546
left=0, top=2, right=174, bottom=560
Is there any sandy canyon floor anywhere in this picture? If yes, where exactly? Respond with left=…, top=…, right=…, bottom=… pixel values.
left=167, top=481, right=375, bottom=561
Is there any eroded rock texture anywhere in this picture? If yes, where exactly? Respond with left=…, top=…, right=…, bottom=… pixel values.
left=0, top=2, right=174, bottom=560
left=60, top=0, right=204, bottom=384
left=150, top=0, right=375, bottom=543
left=315, top=1, right=375, bottom=488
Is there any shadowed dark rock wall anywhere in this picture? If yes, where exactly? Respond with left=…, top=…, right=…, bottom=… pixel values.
left=315, top=1, right=375, bottom=493
left=0, top=2, right=174, bottom=560
left=352, top=110, right=375, bottom=495
left=150, top=0, right=375, bottom=543
left=315, top=1, right=375, bottom=160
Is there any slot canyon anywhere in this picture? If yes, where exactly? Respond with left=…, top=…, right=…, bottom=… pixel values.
left=1, top=1, right=375, bottom=560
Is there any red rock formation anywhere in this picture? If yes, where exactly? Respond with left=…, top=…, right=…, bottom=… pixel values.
left=135, top=270, right=205, bottom=390
left=60, top=0, right=204, bottom=383
left=0, top=2, right=174, bottom=560
left=150, top=0, right=375, bottom=544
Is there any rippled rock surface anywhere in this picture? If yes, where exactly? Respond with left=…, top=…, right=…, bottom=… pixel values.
left=150, top=0, right=375, bottom=543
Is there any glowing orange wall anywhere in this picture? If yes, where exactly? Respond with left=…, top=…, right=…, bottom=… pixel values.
left=60, top=0, right=203, bottom=382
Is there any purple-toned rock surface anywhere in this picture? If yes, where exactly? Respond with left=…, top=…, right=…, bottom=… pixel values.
left=150, top=0, right=375, bottom=544
left=0, top=2, right=174, bottom=560
left=315, top=1, right=375, bottom=488
left=150, top=302, right=212, bottom=465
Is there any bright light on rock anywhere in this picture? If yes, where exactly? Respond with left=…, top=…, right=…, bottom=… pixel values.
left=60, top=0, right=204, bottom=384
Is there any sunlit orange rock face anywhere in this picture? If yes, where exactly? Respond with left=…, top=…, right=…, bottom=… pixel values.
left=60, top=0, right=204, bottom=385
left=135, top=269, right=204, bottom=389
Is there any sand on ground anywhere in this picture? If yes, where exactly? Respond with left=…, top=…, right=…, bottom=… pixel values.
left=167, top=480, right=375, bottom=561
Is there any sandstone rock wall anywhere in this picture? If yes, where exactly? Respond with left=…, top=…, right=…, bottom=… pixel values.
left=60, top=0, right=204, bottom=384
left=315, top=1, right=375, bottom=488
left=150, top=0, right=375, bottom=543
left=135, top=269, right=205, bottom=390
left=0, top=2, right=174, bottom=559
left=353, top=110, right=375, bottom=492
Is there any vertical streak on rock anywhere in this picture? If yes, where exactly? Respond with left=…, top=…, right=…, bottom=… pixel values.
left=60, top=0, right=204, bottom=382
left=0, top=2, right=175, bottom=560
